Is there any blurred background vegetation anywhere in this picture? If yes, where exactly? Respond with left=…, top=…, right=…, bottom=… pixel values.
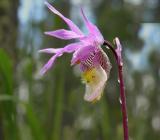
left=0, top=0, right=160, bottom=140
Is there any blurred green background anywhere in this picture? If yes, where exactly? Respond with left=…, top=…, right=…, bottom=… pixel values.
left=0, top=0, right=160, bottom=140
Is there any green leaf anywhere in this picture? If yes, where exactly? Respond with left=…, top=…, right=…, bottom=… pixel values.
left=0, top=48, right=19, bottom=140
left=25, top=103, right=45, bottom=140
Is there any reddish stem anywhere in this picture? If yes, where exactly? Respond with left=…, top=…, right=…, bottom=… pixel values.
left=103, top=39, right=129, bottom=140
left=118, top=65, right=129, bottom=140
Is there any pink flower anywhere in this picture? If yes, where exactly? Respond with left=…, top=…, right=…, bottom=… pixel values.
left=40, top=1, right=111, bottom=102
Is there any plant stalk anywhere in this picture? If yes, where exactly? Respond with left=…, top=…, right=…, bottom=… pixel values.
left=103, top=39, right=129, bottom=140
left=118, top=64, right=129, bottom=140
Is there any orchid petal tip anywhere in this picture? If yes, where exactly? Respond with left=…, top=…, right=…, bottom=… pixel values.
left=40, top=69, right=46, bottom=76
left=44, top=1, right=48, bottom=5
left=43, top=31, right=51, bottom=37
left=38, top=50, right=43, bottom=53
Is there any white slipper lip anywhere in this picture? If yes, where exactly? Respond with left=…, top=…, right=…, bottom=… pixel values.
left=83, top=66, right=108, bottom=102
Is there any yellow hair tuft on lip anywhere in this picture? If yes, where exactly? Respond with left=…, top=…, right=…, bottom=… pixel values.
left=81, top=68, right=97, bottom=84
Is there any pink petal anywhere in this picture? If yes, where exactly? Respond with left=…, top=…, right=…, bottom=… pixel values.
left=45, top=1, right=83, bottom=35
left=39, top=42, right=82, bottom=54
left=40, top=55, right=58, bottom=75
left=39, top=48, right=62, bottom=54
left=45, top=29, right=83, bottom=40
left=40, top=42, right=82, bottom=75
left=71, top=45, right=95, bottom=65
left=80, top=8, right=104, bottom=44
left=63, top=42, right=83, bottom=53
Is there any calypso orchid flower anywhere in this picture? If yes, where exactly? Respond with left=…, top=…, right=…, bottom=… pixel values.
left=39, top=1, right=112, bottom=102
